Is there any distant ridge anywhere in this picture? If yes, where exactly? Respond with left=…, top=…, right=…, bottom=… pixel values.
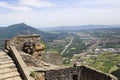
left=38, top=25, right=120, bottom=31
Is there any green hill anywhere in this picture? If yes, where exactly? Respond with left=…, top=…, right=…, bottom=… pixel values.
left=0, top=23, right=60, bottom=49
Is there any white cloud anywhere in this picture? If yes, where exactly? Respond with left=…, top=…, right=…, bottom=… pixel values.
left=19, top=0, right=55, bottom=8
left=0, top=1, right=31, bottom=11
left=0, top=0, right=120, bottom=27
left=0, top=0, right=55, bottom=11
left=0, top=7, right=120, bottom=27
left=78, top=0, right=120, bottom=8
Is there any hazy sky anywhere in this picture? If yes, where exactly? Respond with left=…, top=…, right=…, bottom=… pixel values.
left=0, top=0, right=120, bottom=27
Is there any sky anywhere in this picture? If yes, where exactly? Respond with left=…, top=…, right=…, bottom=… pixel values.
left=0, top=0, right=120, bottom=27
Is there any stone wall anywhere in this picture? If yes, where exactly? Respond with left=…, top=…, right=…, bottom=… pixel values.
left=12, top=35, right=41, bottom=51
left=44, top=66, right=117, bottom=80
left=20, top=52, right=42, bottom=67
left=41, top=53, right=62, bottom=65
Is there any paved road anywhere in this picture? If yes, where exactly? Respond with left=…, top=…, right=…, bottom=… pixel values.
left=60, top=37, right=74, bottom=55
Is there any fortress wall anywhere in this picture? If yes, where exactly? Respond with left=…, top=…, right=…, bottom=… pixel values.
left=9, top=46, right=30, bottom=80
left=44, top=66, right=117, bottom=80
left=20, top=52, right=42, bottom=67
left=80, top=66, right=114, bottom=80
left=7, top=35, right=117, bottom=80
left=41, top=53, right=62, bottom=65
left=13, top=35, right=40, bottom=51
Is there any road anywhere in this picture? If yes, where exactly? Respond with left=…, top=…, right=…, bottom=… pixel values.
left=60, top=37, right=74, bottom=55
left=88, top=38, right=100, bottom=50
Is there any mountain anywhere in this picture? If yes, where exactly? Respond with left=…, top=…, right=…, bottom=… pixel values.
left=0, top=23, right=47, bottom=40
left=38, top=25, right=120, bottom=31
left=0, top=23, right=67, bottom=49
left=0, top=23, right=56, bottom=49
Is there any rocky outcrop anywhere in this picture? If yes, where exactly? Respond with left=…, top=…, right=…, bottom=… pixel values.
left=41, top=52, right=62, bottom=65
left=20, top=51, right=42, bottom=67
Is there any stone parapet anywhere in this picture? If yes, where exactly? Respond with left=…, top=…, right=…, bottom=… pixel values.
left=44, top=66, right=117, bottom=80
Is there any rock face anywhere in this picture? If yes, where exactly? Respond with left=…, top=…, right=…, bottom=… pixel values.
left=20, top=52, right=42, bottom=67
left=41, top=53, right=62, bottom=65
left=44, top=66, right=116, bottom=80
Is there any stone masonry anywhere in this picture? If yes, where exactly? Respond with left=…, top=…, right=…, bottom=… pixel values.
left=44, top=66, right=117, bottom=80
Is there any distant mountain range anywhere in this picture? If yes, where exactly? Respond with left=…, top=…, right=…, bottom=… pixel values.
left=38, top=25, right=120, bottom=31
left=0, top=23, right=120, bottom=48
left=0, top=23, right=120, bottom=40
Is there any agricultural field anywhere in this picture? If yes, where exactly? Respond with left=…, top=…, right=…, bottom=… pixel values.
left=84, top=52, right=120, bottom=80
